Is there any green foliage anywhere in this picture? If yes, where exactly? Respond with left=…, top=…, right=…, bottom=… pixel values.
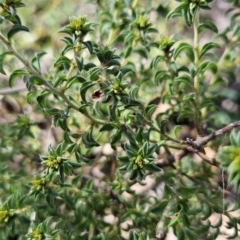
left=0, top=0, right=240, bottom=239
left=217, top=130, right=240, bottom=193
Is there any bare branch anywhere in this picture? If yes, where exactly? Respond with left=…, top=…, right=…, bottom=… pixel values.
left=186, top=121, right=240, bottom=148
left=0, top=86, right=27, bottom=95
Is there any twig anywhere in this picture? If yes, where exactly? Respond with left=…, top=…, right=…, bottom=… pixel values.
left=0, top=86, right=27, bottom=95
left=186, top=121, right=240, bottom=148
left=186, top=146, right=217, bottom=166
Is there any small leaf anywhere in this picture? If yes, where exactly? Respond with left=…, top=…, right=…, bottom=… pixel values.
left=110, top=129, right=122, bottom=145
left=198, top=20, right=218, bottom=34
left=43, top=108, right=60, bottom=117
left=150, top=55, right=165, bottom=68
left=154, top=70, right=171, bottom=84
left=0, top=52, right=12, bottom=75
left=82, top=129, right=100, bottom=148
left=80, top=82, right=95, bottom=103
left=66, top=75, right=86, bottom=89
left=182, top=7, right=193, bottom=26
left=99, top=123, right=115, bottom=132
left=107, top=59, right=121, bottom=67
left=198, top=60, right=218, bottom=74
left=174, top=75, right=193, bottom=88
left=75, top=56, right=83, bottom=71
left=26, top=90, right=36, bottom=104
left=167, top=2, right=189, bottom=20
left=37, top=92, right=49, bottom=108
left=230, top=130, right=240, bottom=147
left=150, top=200, right=168, bottom=214
left=124, top=46, right=132, bottom=58
left=89, top=67, right=101, bottom=81
left=199, top=98, right=213, bottom=109
left=46, top=193, right=55, bottom=209
left=9, top=69, right=28, bottom=87
left=31, top=52, right=47, bottom=72
left=145, top=164, right=161, bottom=172
left=54, top=56, right=71, bottom=67
left=173, top=125, right=182, bottom=138
left=7, top=24, right=30, bottom=40
left=28, top=75, right=45, bottom=86
left=146, top=104, right=157, bottom=118
left=159, top=119, right=168, bottom=134
left=173, top=42, right=194, bottom=61
left=200, top=42, right=220, bottom=58
left=83, top=41, right=93, bottom=54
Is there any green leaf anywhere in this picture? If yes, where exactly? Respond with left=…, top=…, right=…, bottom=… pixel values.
left=173, top=125, right=182, bottom=138
left=174, top=75, right=193, bottom=88
left=200, top=42, right=220, bottom=58
left=145, top=104, right=157, bottom=118
left=75, top=151, right=91, bottom=163
left=124, top=46, right=132, bottom=58
left=31, top=52, right=47, bottom=72
left=145, top=164, right=161, bottom=172
left=43, top=108, right=60, bottom=117
left=7, top=24, right=30, bottom=40
left=82, top=129, right=100, bottom=148
left=129, top=169, right=139, bottom=181
left=168, top=214, right=180, bottom=227
left=107, top=59, right=121, bottom=67
left=195, top=221, right=210, bottom=235
left=9, top=69, right=28, bottom=87
left=75, top=56, right=83, bottom=71
left=150, top=55, right=165, bottom=68
left=110, top=129, right=122, bottom=145
left=198, top=20, right=218, bottom=34
left=26, top=90, right=36, bottom=104
left=54, top=56, right=71, bottom=67
left=167, top=2, right=189, bottom=20
left=120, top=95, right=141, bottom=107
left=150, top=200, right=168, bottom=214
left=80, top=82, right=95, bottom=103
left=182, top=7, right=193, bottom=26
left=0, top=52, right=12, bottom=75
left=28, top=75, right=45, bottom=86
left=99, top=123, right=115, bottom=132
left=200, top=203, right=212, bottom=220
left=184, top=227, right=198, bottom=240
left=230, top=130, right=240, bottom=147
left=37, top=92, right=49, bottom=108
left=53, top=75, right=66, bottom=87
left=83, top=41, right=93, bottom=54
left=173, top=42, right=194, bottom=61
left=89, top=67, right=101, bottom=81
left=46, top=193, right=55, bottom=209
left=158, top=119, right=168, bottom=134
left=198, top=60, right=218, bottom=74
left=154, top=70, right=171, bottom=84
left=199, top=98, right=213, bottom=109
left=63, top=131, right=73, bottom=144
left=66, top=75, right=86, bottom=89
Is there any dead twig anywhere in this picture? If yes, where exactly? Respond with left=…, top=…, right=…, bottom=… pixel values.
left=186, top=121, right=240, bottom=148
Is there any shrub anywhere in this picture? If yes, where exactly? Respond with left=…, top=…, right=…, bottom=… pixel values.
left=0, top=0, right=240, bottom=239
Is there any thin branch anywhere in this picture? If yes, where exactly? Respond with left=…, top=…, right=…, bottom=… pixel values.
left=0, top=86, right=27, bottom=95
left=186, top=121, right=240, bottom=148
left=0, top=33, right=106, bottom=125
